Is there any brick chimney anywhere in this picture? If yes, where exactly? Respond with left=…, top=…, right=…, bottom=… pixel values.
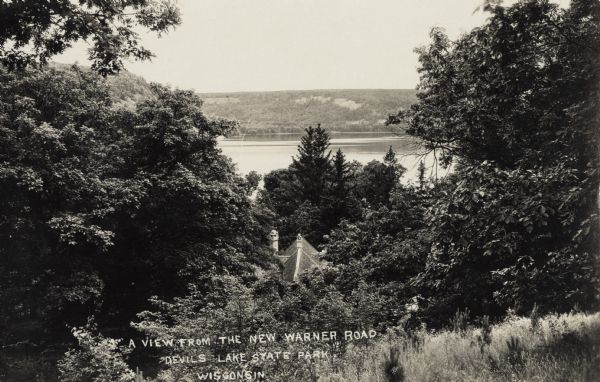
left=293, top=233, right=303, bottom=281
left=269, top=229, right=279, bottom=254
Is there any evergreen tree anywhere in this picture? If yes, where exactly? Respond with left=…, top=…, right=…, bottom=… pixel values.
left=260, top=125, right=334, bottom=245
left=383, top=145, right=397, bottom=166
left=331, top=149, right=351, bottom=198
left=291, top=124, right=332, bottom=204
left=383, top=146, right=403, bottom=192
left=321, top=149, right=358, bottom=234
left=417, top=160, right=427, bottom=189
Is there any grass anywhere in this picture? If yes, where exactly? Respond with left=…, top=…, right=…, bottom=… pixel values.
left=318, top=312, right=600, bottom=382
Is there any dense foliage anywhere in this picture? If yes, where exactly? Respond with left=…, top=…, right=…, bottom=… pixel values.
left=387, top=0, right=600, bottom=323
left=0, top=0, right=180, bottom=75
left=259, top=125, right=407, bottom=246
left=132, top=273, right=386, bottom=381
left=0, top=66, right=271, bottom=380
left=0, top=0, right=598, bottom=381
left=262, top=0, right=600, bottom=331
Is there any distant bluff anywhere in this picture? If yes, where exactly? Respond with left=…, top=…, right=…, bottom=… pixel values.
left=199, top=89, right=416, bottom=135
left=52, top=63, right=417, bottom=135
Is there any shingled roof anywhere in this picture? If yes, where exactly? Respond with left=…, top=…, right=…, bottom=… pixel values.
left=277, top=234, right=321, bottom=282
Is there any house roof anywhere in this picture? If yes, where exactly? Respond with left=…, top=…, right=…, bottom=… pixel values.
left=279, top=234, right=321, bottom=282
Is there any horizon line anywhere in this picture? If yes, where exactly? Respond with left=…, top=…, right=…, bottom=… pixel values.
left=51, top=61, right=418, bottom=94
left=195, top=88, right=417, bottom=94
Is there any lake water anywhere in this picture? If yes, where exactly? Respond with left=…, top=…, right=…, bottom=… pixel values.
left=219, top=132, right=444, bottom=183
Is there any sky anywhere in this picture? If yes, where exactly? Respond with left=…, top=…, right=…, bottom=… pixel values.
left=56, top=0, right=570, bottom=93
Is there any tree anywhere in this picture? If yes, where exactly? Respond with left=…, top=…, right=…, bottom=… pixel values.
left=356, top=147, right=406, bottom=207
left=244, top=171, right=262, bottom=194
left=0, top=0, right=180, bottom=75
left=58, top=322, right=135, bottom=382
left=383, top=146, right=404, bottom=195
left=133, top=271, right=368, bottom=381
left=320, top=149, right=360, bottom=236
left=0, top=66, right=272, bottom=379
left=291, top=124, right=332, bottom=204
left=323, top=179, right=429, bottom=321
left=331, top=149, right=351, bottom=197
left=417, top=160, right=427, bottom=189
left=388, top=0, right=600, bottom=323
left=260, top=125, right=336, bottom=245
left=383, top=145, right=397, bottom=167
left=261, top=168, right=298, bottom=217
left=285, top=201, right=323, bottom=245
left=388, top=0, right=599, bottom=173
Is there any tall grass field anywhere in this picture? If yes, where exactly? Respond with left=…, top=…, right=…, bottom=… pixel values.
left=317, top=312, right=600, bottom=382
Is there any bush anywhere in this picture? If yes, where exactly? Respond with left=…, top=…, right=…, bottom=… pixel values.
left=382, top=346, right=404, bottom=382
left=58, top=323, right=135, bottom=382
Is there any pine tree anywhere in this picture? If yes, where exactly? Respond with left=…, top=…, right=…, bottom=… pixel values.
left=417, top=160, right=427, bottom=189
left=331, top=148, right=351, bottom=198
left=383, top=146, right=404, bottom=200
left=291, top=124, right=332, bottom=204
left=384, top=146, right=403, bottom=187
left=320, top=149, right=355, bottom=232
left=383, top=145, right=397, bottom=166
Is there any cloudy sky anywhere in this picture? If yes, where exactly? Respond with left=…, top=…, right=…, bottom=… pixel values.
left=57, top=0, right=569, bottom=93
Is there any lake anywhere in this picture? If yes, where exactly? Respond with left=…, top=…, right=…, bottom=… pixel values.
left=219, top=132, right=445, bottom=183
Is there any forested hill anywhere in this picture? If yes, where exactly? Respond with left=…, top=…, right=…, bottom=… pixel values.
left=51, top=62, right=155, bottom=106
left=197, top=89, right=417, bottom=134
left=52, top=63, right=416, bottom=134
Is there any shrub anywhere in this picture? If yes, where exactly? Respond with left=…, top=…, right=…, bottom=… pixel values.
left=476, top=315, right=493, bottom=354
left=451, top=308, right=470, bottom=335
left=505, top=336, right=525, bottom=370
left=58, top=323, right=135, bottom=382
left=382, top=346, right=404, bottom=382
left=530, top=303, right=541, bottom=333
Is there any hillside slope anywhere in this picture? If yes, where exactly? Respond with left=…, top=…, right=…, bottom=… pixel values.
left=50, top=62, right=154, bottom=104
left=198, top=89, right=417, bottom=134
left=52, top=63, right=416, bottom=134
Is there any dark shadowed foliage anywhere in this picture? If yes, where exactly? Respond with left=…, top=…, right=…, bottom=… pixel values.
left=0, top=66, right=273, bottom=380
